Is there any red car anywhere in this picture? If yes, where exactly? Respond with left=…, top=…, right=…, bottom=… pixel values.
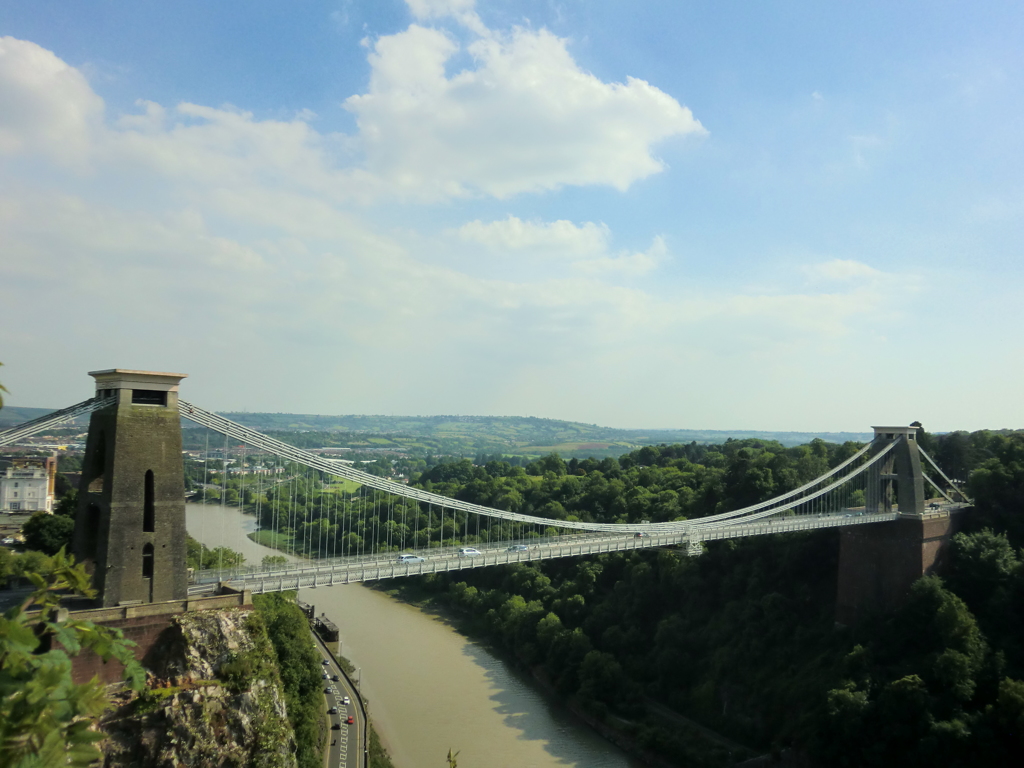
left=346, top=715, right=355, bottom=725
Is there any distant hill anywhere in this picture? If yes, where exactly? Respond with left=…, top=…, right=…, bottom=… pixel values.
left=0, top=406, right=64, bottom=427
left=211, top=412, right=873, bottom=458
left=3, top=406, right=873, bottom=458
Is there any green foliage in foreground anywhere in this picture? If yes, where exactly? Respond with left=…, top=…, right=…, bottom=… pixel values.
left=252, top=592, right=324, bottom=768
left=0, top=549, right=145, bottom=768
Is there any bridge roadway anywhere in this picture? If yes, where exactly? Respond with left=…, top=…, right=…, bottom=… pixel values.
left=188, top=509, right=912, bottom=596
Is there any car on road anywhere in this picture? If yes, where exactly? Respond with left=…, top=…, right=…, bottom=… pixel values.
left=324, top=688, right=332, bottom=694
left=322, top=673, right=329, bottom=679
left=633, top=532, right=649, bottom=538
left=341, top=696, right=350, bottom=705
left=332, top=723, right=341, bottom=730
left=458, top=547, right=481, bottom=557
left=396, top=553, right=425, bottom=563
left=506, top=544, right=529, bottom=552
left=331, top=674, right=340, bottom=682
left=328, top=706, right=338, bottom=715
left=346, top=715, right=355, bottom=725
left=321, top=659, right=330, bottom=665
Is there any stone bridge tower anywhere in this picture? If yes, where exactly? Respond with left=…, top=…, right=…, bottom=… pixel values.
left=836, top=424, right=966, bottom=624
left=865, top=425, right=925, bottom=515
left=72, top=370, right=188, bottom=607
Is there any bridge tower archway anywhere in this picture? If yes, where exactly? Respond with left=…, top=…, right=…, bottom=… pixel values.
left=71, top=369, right=189, bottom=607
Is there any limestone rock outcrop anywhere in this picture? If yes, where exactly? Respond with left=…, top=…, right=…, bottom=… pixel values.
left=99, top=608, right=297, bottom=768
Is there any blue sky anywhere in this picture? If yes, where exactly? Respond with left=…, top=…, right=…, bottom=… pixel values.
left=1, top=1, right=1021, bottom=431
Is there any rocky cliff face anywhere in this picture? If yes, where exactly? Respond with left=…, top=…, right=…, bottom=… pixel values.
left=99, top=608, right=298, bottom=768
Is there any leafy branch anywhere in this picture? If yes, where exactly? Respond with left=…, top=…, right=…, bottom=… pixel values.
left=0, top=548, right=146, bottom=768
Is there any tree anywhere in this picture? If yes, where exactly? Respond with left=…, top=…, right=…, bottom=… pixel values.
left=21, top=513, right=76, bottom=556
left=185, top=536, right=245, bottom=571
left=968, top=453, right=1024, bottom=545
left=53, top=491, right=78, bottom=518
left=944, top=529, right=1019, bottom=612
left=577, top=649, right=628, bottom=705
left=0, top=548, right=145, bottom=768
left=0, top=546, right=15, bottom=587
left=535, top=453, right=567, bottom=476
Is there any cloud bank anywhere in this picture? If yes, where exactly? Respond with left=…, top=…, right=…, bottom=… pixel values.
left=0, top=19, right=915, bottom=427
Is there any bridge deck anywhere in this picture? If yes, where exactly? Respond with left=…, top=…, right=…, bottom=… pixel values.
left=191, top=510, right=906, bottom=595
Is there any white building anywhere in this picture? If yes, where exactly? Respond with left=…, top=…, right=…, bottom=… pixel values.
left=0, top=457, right=56, bottom=513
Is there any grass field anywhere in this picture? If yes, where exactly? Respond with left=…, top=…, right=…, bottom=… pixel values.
left=249, top=529, right=296, bottom=552
left=519, top=441, right=638, bottom=454
left=324, top=479, right=362, bottom=494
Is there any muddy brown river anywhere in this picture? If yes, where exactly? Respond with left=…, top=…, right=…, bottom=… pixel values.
left=187, top=503, right=642, bottom=768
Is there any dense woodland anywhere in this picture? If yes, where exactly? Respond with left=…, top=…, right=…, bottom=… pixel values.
left=396, top=429, right=1024, bottom=767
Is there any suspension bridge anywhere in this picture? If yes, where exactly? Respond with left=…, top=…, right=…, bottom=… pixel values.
left=0, top=370, right=970, bottom=608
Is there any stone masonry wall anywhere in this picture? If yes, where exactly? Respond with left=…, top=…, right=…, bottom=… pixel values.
left=835, top=510, right=967, bottom=625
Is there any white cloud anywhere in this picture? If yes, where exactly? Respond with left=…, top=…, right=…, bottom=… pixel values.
left=107, top=101, right=351, bottom=200
left=405, top=0, right=487, bottom=35
left=0, top=37, right=103, bottom=166
left=406, top=0, right=477, bottom=18
left=455, top=216, right=666, bottom=276
left=804, top=259, right=882, bottom=282
left=572, top=235, right=667, bottom=277
left=345, top=23, right=705, bottom=199
left=0, top=22, right=704, bottom=205
left=456, top=215, right=609, bottom=254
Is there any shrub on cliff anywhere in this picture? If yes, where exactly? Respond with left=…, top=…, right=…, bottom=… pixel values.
left=253, top=592, right=324, bottom=768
